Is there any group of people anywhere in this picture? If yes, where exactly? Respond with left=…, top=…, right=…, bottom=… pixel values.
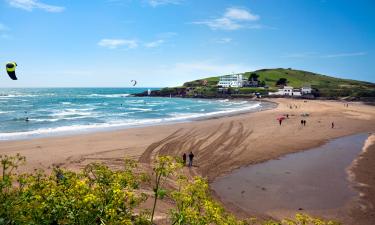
left=289, top=104, right=299, bottom=109
left=182, top=151, right=195, bottom=167
left=300, top=120, right=307, bottom=126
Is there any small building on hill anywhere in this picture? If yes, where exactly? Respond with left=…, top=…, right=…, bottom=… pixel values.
left=269, top=86, right=302, bottom=96
left=217, top=74, right=243, bottom=88
left=301, top=86, right=312, bottom=94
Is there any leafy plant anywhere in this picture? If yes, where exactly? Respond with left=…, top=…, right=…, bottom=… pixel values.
left=0, top=155, right=149, bottom=225
left=151, top=156, right=182, bottom=224
left=0, top=154, right=342, bottom=225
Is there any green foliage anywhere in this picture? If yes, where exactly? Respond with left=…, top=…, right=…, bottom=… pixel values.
left=250, top=68, right=375, bottom=97
left=184, top=77, right=219, bottom=87
left=0, top=154, right=342, bottom=225
left=239, top=87, right=268, bottom=95
left=0, top=156, right=149, bottom=225
left=193, top=86, right=218, bottom=97
left=170, top=176, right=247, bottom=225
left=276, top=78, right=288, bottom=86
left=249, top=73, right=259, bottom=81
left=151, top=156, right=182, bottom=224
left=159, top=87, right=186, bottom=96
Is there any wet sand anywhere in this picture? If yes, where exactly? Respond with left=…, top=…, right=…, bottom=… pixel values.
left=212, top=133, right=369, bottom=222
left=348, top=134, right=375, bottom=225
left=0, top=99, right=374, bottom=223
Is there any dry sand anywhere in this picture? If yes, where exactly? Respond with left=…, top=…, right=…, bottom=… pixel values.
left=0, top=98, right=374, bottom=223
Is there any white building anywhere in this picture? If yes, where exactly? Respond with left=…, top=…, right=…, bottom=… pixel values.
left=217, top=74, right=243, bottom=88
left=301, top=86, right=312, bottom=94
left=269, top=86, right=301, bottom=96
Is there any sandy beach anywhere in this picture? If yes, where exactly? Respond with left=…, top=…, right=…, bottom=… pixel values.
left=1, top=98, right=375, bottom=223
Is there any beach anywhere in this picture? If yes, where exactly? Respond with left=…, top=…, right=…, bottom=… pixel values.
left=0, top=98, right=375, bottom=223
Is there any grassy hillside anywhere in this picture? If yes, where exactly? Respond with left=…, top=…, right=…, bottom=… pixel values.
left=182, top=68, right=375, bottom=98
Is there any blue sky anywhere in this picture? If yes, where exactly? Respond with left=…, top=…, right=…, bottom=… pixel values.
left=0, top=0, right=374, bottom=87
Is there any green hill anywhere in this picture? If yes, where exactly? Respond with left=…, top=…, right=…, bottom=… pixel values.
left=181, top=68, right=375, bottom=98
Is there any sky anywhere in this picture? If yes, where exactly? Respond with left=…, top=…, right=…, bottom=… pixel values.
left=0, top=0, right=374, bottom=87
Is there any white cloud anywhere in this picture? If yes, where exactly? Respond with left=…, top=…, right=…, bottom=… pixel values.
left=194, top=18, right=242, bottom=31
left=215, top=37, right=232, bottom=44
left=283, top=52, right=367, bottom=59
left=98, top=39, right=138, bottom=49
left=7, top=0, right=65, bottom=12
left=193, top=7, right=260, bottom=30
left=144, top=39, right=165, bottom=48
left=224, top=7, right=259, bottom=21
left=322, top=52, right=367, bottom=58
left=146, top=0, right=182, bottom=7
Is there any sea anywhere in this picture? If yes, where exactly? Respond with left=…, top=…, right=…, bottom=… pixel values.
left=0, top=88, right=268, bottom=141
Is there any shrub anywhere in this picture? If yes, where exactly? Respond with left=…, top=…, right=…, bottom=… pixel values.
left=0, top=154, right=342, bottom=225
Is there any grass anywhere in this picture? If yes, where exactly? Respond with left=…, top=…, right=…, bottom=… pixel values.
left=181, top=68, right=375, bottom=98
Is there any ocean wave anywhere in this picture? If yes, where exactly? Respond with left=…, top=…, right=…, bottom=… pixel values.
left=0, top=111, right=15, bottom=114
left=0, top=98, right=263, bottom=141
left=51, top=109, right=95, bottom=117
left=86, top=93, right=130, bottom=98
left=230, top=101, right=248, bottom=105
left=29, top=115, right=92, bottom=122
left=0, top=94, right=38, bottom=98
left=126, top=99, right=145, bottom=103
left=127, top=107, right=152, bottom=112
left=167, top=103, right=261, bottom=121
left=0, top=119, right=164, bottom=140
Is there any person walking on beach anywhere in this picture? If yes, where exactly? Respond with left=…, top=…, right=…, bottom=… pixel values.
left=279, top=119, right=282, bottom=126
left=182, top=153, right=187, bottom=166
left=188, top=151, right=194, bottom=167
left=303, top=120, right=306, bottom=126
left=300, top=120, right=303, bottom=126
left=331, top=122, right=334, bottom=129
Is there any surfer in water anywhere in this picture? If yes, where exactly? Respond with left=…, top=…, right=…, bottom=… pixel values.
left=24, top=111, right=29, bottom=122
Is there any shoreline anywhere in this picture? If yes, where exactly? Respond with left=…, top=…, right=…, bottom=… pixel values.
left=0, top=99, right=276, bottom=142
left=346, top=134, right=375, bottom=224
left=1, top=98, right=375, bottom=223
left=1, top=98, right=374, bottom=173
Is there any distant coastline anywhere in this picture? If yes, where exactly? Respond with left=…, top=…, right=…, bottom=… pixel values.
left=134, top=68, right=375, bottom=101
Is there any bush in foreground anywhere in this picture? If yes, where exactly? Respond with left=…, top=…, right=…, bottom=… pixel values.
left=0, top=154, right=341, bottom=225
